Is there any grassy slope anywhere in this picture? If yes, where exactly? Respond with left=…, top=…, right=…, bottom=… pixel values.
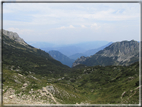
left=3, top=68, right=48, bottom=95
left=3, top=34, right=69, bottom=78
left=54, top=62, right=140, bottom=104
left=3, top=61, right=140, bottom=104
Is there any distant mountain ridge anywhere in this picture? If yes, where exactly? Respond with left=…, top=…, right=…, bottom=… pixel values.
left=48, top=50, right=75, bottom=67
left=69, top=42, right=112, bottom=60
left=28, top=41, right=110, bottom=57
left=83, top=42, right=113, bottom=56
left=73, top=40, right=139, bottom=67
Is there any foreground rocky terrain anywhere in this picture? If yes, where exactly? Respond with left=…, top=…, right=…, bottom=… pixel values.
left=3, top=85, right=59, bottom=104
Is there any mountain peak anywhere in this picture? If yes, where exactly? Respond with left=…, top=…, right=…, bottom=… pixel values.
left=1, top=29, right=28, bottom=46
left=73, top=40, right=139, bottom=67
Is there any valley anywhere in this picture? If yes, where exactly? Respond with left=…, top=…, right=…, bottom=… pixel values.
left=1, top=30, right=141, bottom=105
left=48, top=50, right=75, bottom=67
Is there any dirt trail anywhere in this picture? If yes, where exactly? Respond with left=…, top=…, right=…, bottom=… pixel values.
left=43, top=87, right=59, bottom=104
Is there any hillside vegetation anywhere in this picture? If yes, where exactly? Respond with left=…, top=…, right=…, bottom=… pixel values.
left=3, top=61, right=140, bottom=104
left=2, top=33, right=69, bottom=78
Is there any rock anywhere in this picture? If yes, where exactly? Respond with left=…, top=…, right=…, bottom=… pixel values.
left=42, top=87, right=46, bottom=92
left=128, top=77, right=134, bottom=80
left=72, top=56, right=88, bottom=67
left=14, top=79, right=21, bottom=84
left=130, top=90, right=133, bottom=93
left=18, top=74, right=23, bottom=77
left=23, top=83, right=28, bottom=87
left=73, top=40, right=139, bottom=67
left=46, top=86, right=55, bottom=94
left=58, top=78, right=61, bottom=81
left=30, top=75, right=38, bottom=80
left=121, top=91, right=126, bottom=98
left=9, top=95, right=13, bottom=99
left=17, top=93, right=21, bottom=96
left=9, top=95, right=15, bottom=99
left=3, top=87, right=52, bottom=104
left=1, top=29, right=28, bottom=46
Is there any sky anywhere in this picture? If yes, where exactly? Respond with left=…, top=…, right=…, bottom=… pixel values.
left=3, top=1, right=140, bottom=45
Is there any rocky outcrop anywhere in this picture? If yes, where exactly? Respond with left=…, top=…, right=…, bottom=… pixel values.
left=72, top=56, right=89, bottom=67
left=0, top=29, right=28, bottom=46
left=3, top=87, right=52, bottom=104
left=72, top=40, right=139, bottom=67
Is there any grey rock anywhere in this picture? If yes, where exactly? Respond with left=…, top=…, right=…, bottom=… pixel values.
left=72, top=56, right=89, bottom=67
left=23, top=83, right=28, bottom=87
left=42, top=87, right=46, bottom=92
left=9, top=95, right=13, bottom=99
left=73, top=40, right=139, bottom=67
left=1, top=29, right=28, bottom=46
left=14, top=79, right=21, bottom=84
left=46, top=86, right=55, bottom=94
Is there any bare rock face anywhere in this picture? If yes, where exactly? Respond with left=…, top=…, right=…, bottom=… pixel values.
left=72, top=40, right=139, bottom=67
left=1, top=29, right=28, bottom=46
left=46, top=86, right=55, bottom=94
left=72, top=56, right=88, bottom=67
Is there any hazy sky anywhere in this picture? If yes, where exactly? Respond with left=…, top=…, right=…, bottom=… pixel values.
left=3, top=2, right=140, bottom=45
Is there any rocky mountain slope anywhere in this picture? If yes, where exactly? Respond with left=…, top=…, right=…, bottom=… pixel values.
left=2, top=29, right=69, bottom=77
left=48, top=50, right=75, bottom=67
left=1, top=29, right=28, bottom=46
left=73, top=40, right=139, bottom=67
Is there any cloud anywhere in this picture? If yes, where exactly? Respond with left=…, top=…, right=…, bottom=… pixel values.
left=57, top=25, right=75, bottom=29
left=3, top=3, right=140, bottom=43
left=69, top=25, right=75, bottom=28
left=91, top=23, right=101, bottom=30
left=7, top=28, right=33, bottom=34
left=57, top=26, right=66, bottom=29
left=77, top=9, right=139, bottom=21
left=91, top=23, right=98, bottom=27
left=81, top=25, right=86, bottom=28
left=6, top=27, right=34, bottom=40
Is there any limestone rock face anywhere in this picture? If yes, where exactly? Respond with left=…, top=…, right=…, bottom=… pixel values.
left=1, top=29, right=28, bottom=46
left=72, top=56, right=89, bottom=67
left=72, top=40, right=139, bottom=67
